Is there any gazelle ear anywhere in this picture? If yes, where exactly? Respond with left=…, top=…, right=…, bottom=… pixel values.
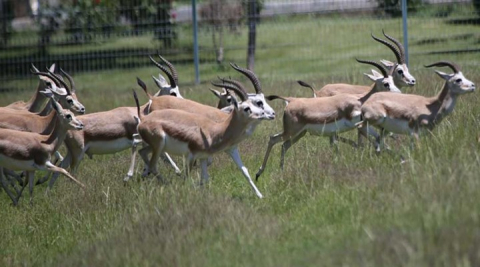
left=152, top=74, right=169, bottom=88
left=364, top=73, right=378, bottom=82
left=209, top=88, right=222, bottom=99
left=380, top=59, right=395, bottom=67
left=48, top=63, right=56, bottom=73
left=371, top=69, right=383, bottom=78
left=434, top=70, right=452, bottom=81
left=49, top=82, right=68, bottom=96
left=39, top=89, right=53, bottom=98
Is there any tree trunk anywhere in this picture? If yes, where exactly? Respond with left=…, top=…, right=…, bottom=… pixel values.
left=246, top=0, right=256, bottom=71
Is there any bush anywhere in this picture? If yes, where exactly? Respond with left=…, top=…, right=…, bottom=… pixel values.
left=375, top=0, right=423, bottom=17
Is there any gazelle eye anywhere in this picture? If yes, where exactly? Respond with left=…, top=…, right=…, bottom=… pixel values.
left=256, top=101, right=263, bottom=107
left=397, top=69, right=403, bottom=75
left=66, top=114, right=72, bottom=120
left=456, top=79, right=462, bottom=83
left=170, top=92, right=177, bottom=97
left=67, top=99, right=73, bottom=104
left=384, top=83, right=390, bottom=88
left=243, top=107, right=251, bottom=113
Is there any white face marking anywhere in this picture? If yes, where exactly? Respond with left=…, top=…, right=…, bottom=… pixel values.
left=247, top=93, right=275, bottom=120
left=444, top=71, right=476, bottom=94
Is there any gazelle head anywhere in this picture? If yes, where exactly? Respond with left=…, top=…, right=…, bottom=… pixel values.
left=425, top=61, right=475, bottom=95
left=209, top=87, right=234, bottom=109
left=31, top=64, right=86, bottom=114
left=357, top=58, right=401, bottom=93
left=229, top=63, right=276, bottom=120
left=216, top=80, right=266, bottom=121
left=57, top=68, right=86, bottom=114
left=42, top=90, right=84, bottom=130
left=149, top=54, right=183, bottom=98
left=371, top=30, right=416, bottom=87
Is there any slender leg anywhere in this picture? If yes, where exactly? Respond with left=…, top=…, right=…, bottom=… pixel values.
left=280, top=130, right=306, bottom=170
left=199, top=159, right=209, bottom=185
left=28, top=171, right=35, bottom=205
left=0, top=167, right=20, bottom=205
left=47, top=152, right=72, bottom=189
left=161, top=153, right=181, bottom=175
left=228, top=148, right=263, bottom=199
left=139, top=145, right=152, bottom=177
left=38, top=150, right=68, bottom=185
left=255, top=133, right=285, bottom=181
left=124, top=135, right=143, bottom=182
left=43, top=161, right=85, bottom=189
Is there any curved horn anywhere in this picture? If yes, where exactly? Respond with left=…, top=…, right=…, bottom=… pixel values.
left=157, top=54, right=178, bottom=85
left=371, top=33, right=403, bottom=64
left=356, top=58, right=388, bottom=77
left=424, top=61, right=461, bottom=73
left=217, top=76, right=249, bottom=95
left=31, top=69, right=70, bottom=93
left=229, top=62, right=262, bottom=94
left=382, top=30, right=406, bottom=63
left=47, top=69, right=71, bottom=94
left=149, top=55, right=177, bottom=88
left=211, top=81, right=247, bottom=102
left=60, top=68, right=76, bottom=93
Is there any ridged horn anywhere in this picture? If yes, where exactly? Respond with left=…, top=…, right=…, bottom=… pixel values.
left=424, top=61, right=461, bottom=73
left=229, top=62, right=262, bottom=94
left=371, top=33, right=403, bottom=64
left=211, top=81, right=248, bottom=102
left=382, top=30, right=406, bottom=64
left=60, top=68, right=76, bottom=93
left=356, top=58, right=388, bottom=78
left=149, top=55, right=177, bottom=88
left=157, top=54, right=178, bottom=86
left=47, top=69, right=71, bottom=94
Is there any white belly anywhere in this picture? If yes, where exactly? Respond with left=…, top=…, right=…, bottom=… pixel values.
left=0, top=155, right=37, bottom=171
left=163, top=135, right=190, bottom=156
left=86, top=137, right=133, bottom=155
left=306, top=118, right=359, bottom=136
left=379, top=117, right=413, bottom=135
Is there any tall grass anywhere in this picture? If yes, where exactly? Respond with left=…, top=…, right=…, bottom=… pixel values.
left=1, top=13, right=480, bottom=266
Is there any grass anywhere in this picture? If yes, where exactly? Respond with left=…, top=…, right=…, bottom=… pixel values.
left=1, top=9, right=480, bottom=267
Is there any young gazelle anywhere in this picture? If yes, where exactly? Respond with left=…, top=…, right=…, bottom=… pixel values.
left=255, top=59, right=400, bottom=180
left=0, top=92, right=85, bottom=205
left=360, top=61, right=475, bottom=153
left=134, top=81, right=268, bottom=198
left=314, top=31, right=414, bottom=97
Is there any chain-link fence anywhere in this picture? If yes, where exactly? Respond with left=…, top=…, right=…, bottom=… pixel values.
left=0, top=0, right=478, bottom=90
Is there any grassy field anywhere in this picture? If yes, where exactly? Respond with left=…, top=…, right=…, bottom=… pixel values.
left=1, top=10, right=480, bottom=267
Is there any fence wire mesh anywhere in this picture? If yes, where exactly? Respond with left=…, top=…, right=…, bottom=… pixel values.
left=0, top=0, right=478, bottom=91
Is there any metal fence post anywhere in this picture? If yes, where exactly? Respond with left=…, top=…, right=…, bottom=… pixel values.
left=402, top=0, right=409, bottom=65
left=192, top=0, right=200, bottom=84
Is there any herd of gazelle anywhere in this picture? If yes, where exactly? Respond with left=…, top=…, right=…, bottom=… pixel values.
left=0, top=31, right=475, bottom=204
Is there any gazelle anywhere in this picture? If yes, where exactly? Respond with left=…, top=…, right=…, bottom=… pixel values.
left=313, top=31, right=414, bottom=97
left=133, top=80, right=268, bottom=198
left=255, top=59, right=400, bottom=180
left=0, top=91, right=85, bottom=205
left=360, top=61, right=475, bottom=153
